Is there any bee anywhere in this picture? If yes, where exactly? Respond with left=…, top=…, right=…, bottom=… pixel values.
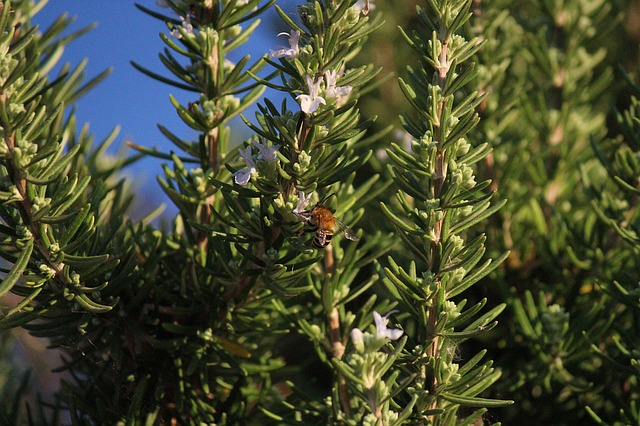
left=299, top=203, right=359, bottom=248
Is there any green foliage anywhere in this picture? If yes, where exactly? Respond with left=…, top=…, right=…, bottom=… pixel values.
left=0, top=0, right=121, bottom=314
left=582, top=71, right=640, bottom=425
left=467, top=0, right=639, bottom=424
left=371, top=0, right=511, bottom=422
left=1, top=0, right=640, bottom=424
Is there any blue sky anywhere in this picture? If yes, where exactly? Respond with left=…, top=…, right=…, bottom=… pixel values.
left=33, top=1, right=296, bottom=219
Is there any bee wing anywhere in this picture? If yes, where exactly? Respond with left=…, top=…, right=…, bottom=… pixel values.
left=335, top=218, right=359, bottom=241
left=343, top=227, right=359, bottom=241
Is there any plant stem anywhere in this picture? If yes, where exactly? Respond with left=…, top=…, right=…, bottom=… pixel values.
left=325, top=245, right=351, bottom=416
left=426, top=32, right=451, bottom=416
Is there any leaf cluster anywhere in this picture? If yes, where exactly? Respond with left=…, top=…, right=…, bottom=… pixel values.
left=358, top=0, right=514, bottom=422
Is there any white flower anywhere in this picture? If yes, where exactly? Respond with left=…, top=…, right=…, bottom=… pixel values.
left=350, top=310, right=402, bottom=354
left=296, top=75, right=326, bottom=114
left=373, top=311, right=403, bottom=341
left=170, top=15, right=194, bottom=39
left=255, top=140, right=280, bottom=161
left=324, top=70, right=352, bottom=102
left=293, top=191, right=313, bottom=215
left=353, top=0, right=375, bottom=14
left=270, top=30, right=300, bottom=59
left=234, top=146, right=257, bottom=186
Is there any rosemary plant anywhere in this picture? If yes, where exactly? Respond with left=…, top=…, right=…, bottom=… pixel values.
left=471, top=1, right=622, bottom=422
left=582, top=71, right=640, bottom=426
left=3, top=0, right=638, bottom=424
left=342, top=0, right=512, bottom=423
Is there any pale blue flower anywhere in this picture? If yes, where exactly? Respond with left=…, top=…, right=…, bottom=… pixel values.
left=233, top=142, right=280, bottom=186
left=234, top=146, right=257, bottom=186
left=373, top=311, right=403, bottom=341
left=324, top=70, right=352, bottom=103
left=270, top=30, right=300, bottom=59
left=255, top=140, right=280, bottom=161
left=293, top=191, right=313, bottom=215
left=171, top=15, right=194, bottom=39
left=349, top=310, right=403, bottom=354
left=296, top=75, right=326, bottom=114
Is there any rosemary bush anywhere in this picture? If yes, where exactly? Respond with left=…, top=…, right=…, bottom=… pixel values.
left=1, top=0, right=639, bottom=425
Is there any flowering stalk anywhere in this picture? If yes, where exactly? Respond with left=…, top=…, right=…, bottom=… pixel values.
left=345, top=311, right=409, bottom=423
left=240, top=0, right=403, bottom=421
left=133, top=0, right=274, bottom=253
left=0, top=0, right=117, bottom=313
left=42, top=1, right=290, bottom=422
left=377, top=0, right=512, bottom=421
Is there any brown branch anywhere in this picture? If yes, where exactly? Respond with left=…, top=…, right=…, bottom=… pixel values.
left=323, top=244, right=351, bottom=416
left=2, top=127, right=69, bottom=294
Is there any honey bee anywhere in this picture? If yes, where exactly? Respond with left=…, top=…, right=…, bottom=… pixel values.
left=299, top=204, right=359, bottom=248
